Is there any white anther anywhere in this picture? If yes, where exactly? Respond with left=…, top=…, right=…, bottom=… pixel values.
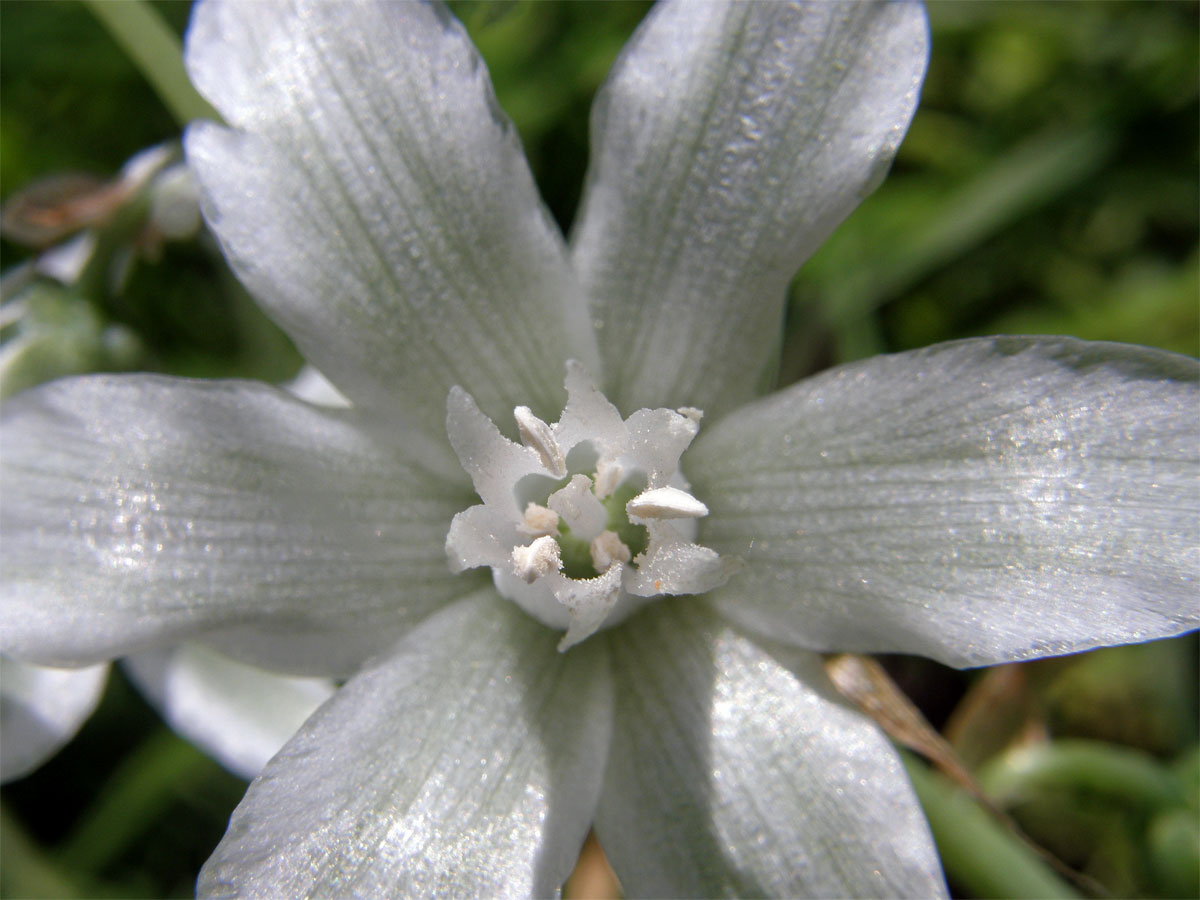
left=590, top=530, right=632, bottom=572
left=678, top=406, right=703, bottom=424
left=514, top=406, right=566, bottom=477
left=627, top=486, right=709, bottom=520
left=592, top=458, right=623, bottom=499
left=519, top=502, right=559, bottom=538
left=511, top=535, right=562, bottom=583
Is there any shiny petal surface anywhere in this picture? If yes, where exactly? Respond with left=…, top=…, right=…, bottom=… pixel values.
left=185, top=0, right=596, bottom=437
left=596, top=600, right=946, bottom=898
left=0, top=375, right=476, bottom=675
left=198, top=592, right=611, bottom=899
left=571, top=0, right=927, bottom=417
left=0, top=657, right=108, bottom=783
left=125, top=644, right=335, bottom=780
left=689, top=337, right=1200, bottom=667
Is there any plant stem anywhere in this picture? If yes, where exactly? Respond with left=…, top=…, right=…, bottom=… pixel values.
left=55, top=728, right=215, bottom=873
left=903, top=752, right=1082, bottom=899
left=81, top=0, right=220, bottom=126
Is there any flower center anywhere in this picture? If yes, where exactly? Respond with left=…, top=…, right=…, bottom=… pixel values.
left=444, top=362, right=734, bottom=650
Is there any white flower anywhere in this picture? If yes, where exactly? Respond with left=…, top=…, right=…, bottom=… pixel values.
left=1, top=1, right=1196, bottom=897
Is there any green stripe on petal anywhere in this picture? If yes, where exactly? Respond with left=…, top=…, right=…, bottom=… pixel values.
left=0, top=375, right=475, bottom=676
left=597, top=600, right=947, bottom=898
left=689, top=337, right=1199, bottom=668
left=571, top=0, right=928, bottom=417
left=185, top=0, right=597, bottom=439
left=198, top=593, right=611, bottom=899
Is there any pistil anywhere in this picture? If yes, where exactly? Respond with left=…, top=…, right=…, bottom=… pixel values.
left=444, top=362, right=737, bottom=649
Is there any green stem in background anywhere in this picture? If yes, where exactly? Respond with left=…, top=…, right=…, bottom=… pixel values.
left=902, top=752, right=1082, bottom=900
left=782, top=123, right=1117, bottom=372
left=830, top=125, right=1115, bottom=328
left=0, top=803, right=82, bottom=899
left=978, top=739, right=1187, bottom=816
left=81, top=0, right=220, bottom=127
left=54, top=728, right=217, bottom=874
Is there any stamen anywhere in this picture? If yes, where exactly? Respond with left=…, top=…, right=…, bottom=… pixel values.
left=519, top=502, right=559, bottom=537
left=590, top=530, right=632, bottom=571
left=592, top=457, right=623, bottom=499
left=514, top=406, right=566, bottom=477
left=511, top=535, right=562, bottom=583
left=626, top=486, right=709, bottom=521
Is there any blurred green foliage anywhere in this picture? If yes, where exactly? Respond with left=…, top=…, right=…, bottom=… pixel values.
left=791, top=0, right=1199, bottom=369
left=0, top=2, right=189, bottom=189
left=0, top=1, right=1196, bottom=898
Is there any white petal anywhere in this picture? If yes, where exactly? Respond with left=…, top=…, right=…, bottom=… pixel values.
left=197, top=592, right=612, bottom=899
left=185, top=0, right=597, bottom=439
left=0, top=375, right=476, bottom=675
left=124, top=644, right=335, bottom=781
left=624, top=407, right=701, bottom=486
left=550, top=564, right=626, bottom=651
left=446, top=385, right=546, bottom=511
left=446, top=504, right=520, bottom=573
left=571, top=0, right=928, bottom=417
left=624, top=532, right=737, bottom=599
left=689, top=337, right=1200, bottom=667
left=553, top=359, right=628, bottom=456
left=596, top=601, right=946, bottom=898
left=0, top=657, right=108, bottom=783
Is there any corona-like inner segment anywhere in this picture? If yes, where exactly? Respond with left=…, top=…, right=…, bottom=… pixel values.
left=444, top=362, right=735, bottom=650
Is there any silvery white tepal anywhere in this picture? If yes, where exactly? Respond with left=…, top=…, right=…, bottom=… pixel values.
left=1, top=1, right=1196, bottom=897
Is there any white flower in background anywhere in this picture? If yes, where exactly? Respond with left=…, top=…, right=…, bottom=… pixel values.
left=0, top=657, right=107, bottom=783
left=0, top=646, right=331, bottom=787
left=124, top=643, right=335, bottom=780
left=1, top=1, right=1196, bottom=897
left=119, top=371, right=343, bottom=782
